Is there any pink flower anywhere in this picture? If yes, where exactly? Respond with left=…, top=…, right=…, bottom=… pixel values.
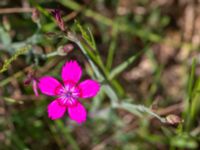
left=38, top=60, right=100, bottom=123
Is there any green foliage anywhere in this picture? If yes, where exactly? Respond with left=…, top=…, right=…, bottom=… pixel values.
left=184, top=59, right=200, bottom=130
left=1, top=0, right=200, bottom=149
left=75, top=21, right=96, bottom=50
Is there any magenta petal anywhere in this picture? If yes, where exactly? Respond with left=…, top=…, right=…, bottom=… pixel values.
left=78, top=80, right=100, bottom=98
left=68, top=102, right=87, bottom=123
left=38, top=76, right=62, bottom=96
left=61, top=60, right=82, bottom=83
left=48, top=100, right=67, bottom=120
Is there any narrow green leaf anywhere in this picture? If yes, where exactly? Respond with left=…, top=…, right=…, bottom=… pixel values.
left=109, top=50, right=143, bottom=80
left=75, top=21, right=96, bottom=50
left=106, top=22, right=118, bottom=70
left=187, top=59, right=196, bottom=100
left=185, top=58, right=197, bottom=130
left=190, top=78, right=200, bottom=124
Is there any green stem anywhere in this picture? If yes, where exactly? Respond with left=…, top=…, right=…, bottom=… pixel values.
left=43, top=51, right=58, bottom=59
left=116, top=102, right=166, bottom=123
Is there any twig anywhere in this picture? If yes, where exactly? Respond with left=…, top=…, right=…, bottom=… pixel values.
left=0, top=8, right=33, bottom=14
left=156, top=102, right=184, bottom=116
left=0, top=7, right=53, bottom=14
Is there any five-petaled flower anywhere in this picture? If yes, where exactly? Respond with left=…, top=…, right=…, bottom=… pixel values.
left=38, top=60, right=100, bottom=123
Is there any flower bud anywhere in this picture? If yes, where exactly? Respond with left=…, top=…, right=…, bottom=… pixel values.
left=63, top=44, right=74, bottom=53
left=2, top=16, right=11, bottom=31
left=32, top=8, right=40, bottom=23
left=32, top=79, right=39, bottom=97
left=166, top=114, right=183, bottom=125
left=57, top=44, right=74, bottom=56
left=24, top=71, right=34, bottom=85
left=51, top=9, right=65, bottom=31
left=24, top=70, right=39, bottom=96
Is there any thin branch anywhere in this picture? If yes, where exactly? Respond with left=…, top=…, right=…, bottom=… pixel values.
left=0, top=8, right=53, bottom=14
left=0, top=7, right=33, bottom=14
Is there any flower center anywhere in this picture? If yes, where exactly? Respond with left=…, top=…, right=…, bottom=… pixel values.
left=57, top=82, right=80, bottom=107
left=64, top=91, right=72, bottom=97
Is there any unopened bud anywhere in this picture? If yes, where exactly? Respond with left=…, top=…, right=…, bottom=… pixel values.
left=2, top=16, right=10, bottom=31
left=166, top=114, right=183, bottom=125
left=24, top=70, right=39, bottom=96
left=32, top=8, right=40, bottom=23
left=24, top=71, right=34, bottom=85
left=63, top=44, right=74, bottom=53
left=32, top=79, right=39, bottom=97
left=57, top=44, right=74, bottom=56
left=52, top=9, right=65, bottom=31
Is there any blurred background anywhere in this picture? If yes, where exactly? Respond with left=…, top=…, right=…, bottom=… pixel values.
left=1, top=0, right=200, bottom=149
